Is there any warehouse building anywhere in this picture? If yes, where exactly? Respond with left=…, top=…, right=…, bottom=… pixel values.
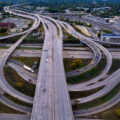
left=101, top=34, right=120, bottom=43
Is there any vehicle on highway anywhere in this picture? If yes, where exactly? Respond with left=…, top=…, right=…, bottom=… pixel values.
left=45, top=59, right=48, bottom=62
left=76, top=69, right=80, bottom=72
left=23, top=65, right=34, bottom=73
left=29, top=79, right=32, bottom=82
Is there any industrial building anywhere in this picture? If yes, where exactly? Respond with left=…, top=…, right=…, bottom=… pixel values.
left=101, top=34, right=120, bottom=43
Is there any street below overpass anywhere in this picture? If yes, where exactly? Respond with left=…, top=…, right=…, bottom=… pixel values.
left=0, top=49, right=120, bottom=59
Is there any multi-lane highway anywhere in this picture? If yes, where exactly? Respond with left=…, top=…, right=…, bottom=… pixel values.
left=59, top=21, right=102, bottom=77
left=7, top=62, right=37, bottom=84
left=74, top=92, right=120, bottom=117
left=0, top=94, right=32, bottom=113
left=0, top=34, right=34, bottom=103
left=1, top=48, right=120, bottom=59
left=69, top=69, right=120, bottom=92
left=0, top=4, right=120, bottom=120
left=0, top=6, right=40, bottom=106
left=72, top=69, right=120, bottom=104
left=59, top=21, right=112, bottom=88
left=31, top=17, right=74, bottom=120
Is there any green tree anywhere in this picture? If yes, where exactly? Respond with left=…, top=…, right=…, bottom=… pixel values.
left=70, top=59, right=82, bottom=70
left=115, top=108, right=120, bottom=117
left=16, top=82, right=23, bottom=88
left=0, top=28, right=7, bottom=33
left=79, top=14, right=82, bottom=18
left=60, top=16, right=64, bottom=21
left=70, top=63, right=76, bottom=70
left=97, top=32, right=101, bottom=38
left=73, top=59, right=82, bottom=67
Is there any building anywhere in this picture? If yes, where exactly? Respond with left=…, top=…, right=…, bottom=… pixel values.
left=93, top=7, right=111, bottom=13
left=0, top=22, right=15, bottom=28
left=101, top=34, right=120, bottom=43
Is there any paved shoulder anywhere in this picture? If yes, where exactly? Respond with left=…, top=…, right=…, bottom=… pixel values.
left=0, top=114, right=30, bottom=120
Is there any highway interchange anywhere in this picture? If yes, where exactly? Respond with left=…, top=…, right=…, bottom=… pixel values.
left=0, top=4, right=119, bottom=120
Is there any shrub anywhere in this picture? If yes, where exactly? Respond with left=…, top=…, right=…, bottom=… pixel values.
left=70, top=63, right=76, bottom=69
left=0, top=28, right=8, bottom=33
left=16, top=82, right=23, bottom=88
left=73, top=59, right=82, bottom=67
left=115, top=108, right=120, bottom=117
left=70, top=59, right=82, bottom=70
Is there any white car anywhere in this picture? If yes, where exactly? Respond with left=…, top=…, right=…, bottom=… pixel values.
left=45, top=59, right=48, bottom=62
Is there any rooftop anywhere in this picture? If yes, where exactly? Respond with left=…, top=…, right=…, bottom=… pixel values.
left=101, top=34, right=120, bottom=37
left=0, top=22, right=15, bottom=28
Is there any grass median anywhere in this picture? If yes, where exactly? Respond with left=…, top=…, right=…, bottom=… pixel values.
left=10, top=57, right=40, bottom=68
left=67, top=58, right=106, bottom=84
left=108, top=59, right=120, bottom=74
left=0, top=102, right=24, bottom=114
left=4, top=66, right=35, bottom=97
left=4, top=93, right=32, bottom=108
left=64, top=58, right=91, bottom=72
left=73, top=84, right=120, bottom=110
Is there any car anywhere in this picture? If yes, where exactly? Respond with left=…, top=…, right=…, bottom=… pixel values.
left=43, top=88, right=46, bottom=92
left=45, top=59, right=48, bottom=62
left=76, top=69, right=80, bottom=72
left=44, top=49, right=48, bottom=52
